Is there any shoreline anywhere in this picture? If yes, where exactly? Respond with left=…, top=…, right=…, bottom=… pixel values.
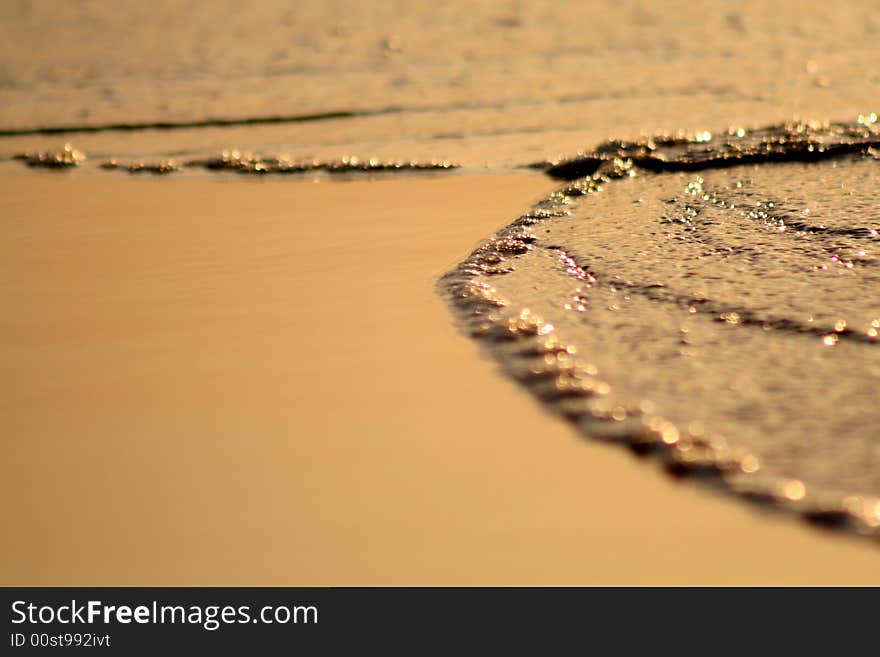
left=1, top=172, right=878, bottom=585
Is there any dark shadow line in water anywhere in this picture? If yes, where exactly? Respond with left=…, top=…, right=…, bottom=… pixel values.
left=0, top=109, right=397, bottom=137
left=550, top=248, right=877, bottom=346
left=658, top=186, right=879, bottom=270
left=0, top=82, right=757, bottom=139
left=545, top=142, right=880, bottom=179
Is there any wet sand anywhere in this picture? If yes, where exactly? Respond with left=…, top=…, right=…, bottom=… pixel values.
left=2, top=171, right=878, bottom=585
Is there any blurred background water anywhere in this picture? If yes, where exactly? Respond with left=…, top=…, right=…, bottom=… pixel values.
left=2, top=0, right=880, bottom=166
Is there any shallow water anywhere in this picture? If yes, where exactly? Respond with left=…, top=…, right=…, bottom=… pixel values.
left=3, top=1, right=880, bottom=167
left=443, top=126, right=880, bottom=535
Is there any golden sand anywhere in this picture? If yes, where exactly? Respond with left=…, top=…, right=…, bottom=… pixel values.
left=1, top=172, right=877, bottom=585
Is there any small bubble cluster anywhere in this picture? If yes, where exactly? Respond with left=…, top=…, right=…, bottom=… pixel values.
left=185, top=151, right=459, bottom=175
left=14, top=143, right=85, bottom=168
left=100, top=159, right=181, bottom=174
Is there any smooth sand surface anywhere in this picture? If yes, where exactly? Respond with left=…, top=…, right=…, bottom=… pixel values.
left=1, top=172, right=878, bottom=585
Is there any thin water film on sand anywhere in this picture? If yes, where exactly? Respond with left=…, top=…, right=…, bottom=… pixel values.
left=443, top=119, right=880, bottom=537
